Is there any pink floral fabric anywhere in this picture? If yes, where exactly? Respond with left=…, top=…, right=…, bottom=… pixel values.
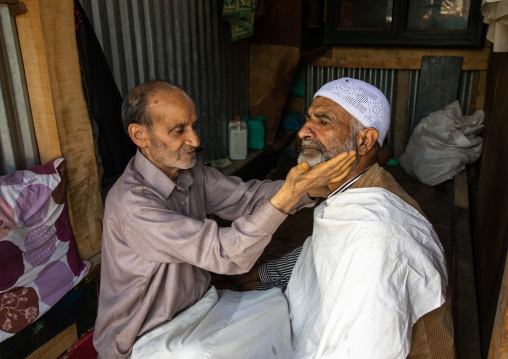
left=0, top=159, right=90, bottom=342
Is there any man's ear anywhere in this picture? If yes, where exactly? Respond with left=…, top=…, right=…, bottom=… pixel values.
left=128, top=123, right=149, bottom=148
left=356, top=128, right=379, bottom=155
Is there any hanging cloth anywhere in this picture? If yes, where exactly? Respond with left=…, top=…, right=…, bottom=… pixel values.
left=482, top=0, right=508, bottom=52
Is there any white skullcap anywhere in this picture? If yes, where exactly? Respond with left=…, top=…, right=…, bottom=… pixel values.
left=314, top=77, right=391, bottom=145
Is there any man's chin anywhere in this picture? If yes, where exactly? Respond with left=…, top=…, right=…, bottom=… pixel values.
left=175, top=158, right=197, bottom=170
left=298, top=153, right=326, bottom=168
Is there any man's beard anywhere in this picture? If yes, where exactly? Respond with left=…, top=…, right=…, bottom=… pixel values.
left=297, top=133, right=357, bottom=168
left=150, top=136, right=196, bottom=170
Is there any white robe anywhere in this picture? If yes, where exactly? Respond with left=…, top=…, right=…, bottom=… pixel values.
left=131, top=188, right=447, bottom=359
left=285, top=188, right=448, bottom=358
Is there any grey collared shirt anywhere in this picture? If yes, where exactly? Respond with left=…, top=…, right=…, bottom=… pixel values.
left=94, top=150, right=314, bottom=359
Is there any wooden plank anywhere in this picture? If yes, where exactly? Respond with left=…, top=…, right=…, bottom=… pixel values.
left=89, top=252, right=102, bottom=268
left=15, top=0, right=62, bottom=162
left=249, top=43, right=300, bottom=145
left=469, top=71, right=480, bottom=115
left=412, top=56, right=463, bottom=131
left=488, top=255, right=508, bottom=359
left=15, top=0, right=103, bottom=260
left=475, top=70, right=487, bottom=112
left=25, top=324, right=77, bottom=359
left=392, top=69, right=409, bottom=160
left=473, top=49, right=508, bottom=356
left=219, top=149, right=265, bottom=177
left=453, top=173, right=482, bottom=359
left=304, top=47, right=490, bottom=71
left=8, top=2, right=26, bottom=16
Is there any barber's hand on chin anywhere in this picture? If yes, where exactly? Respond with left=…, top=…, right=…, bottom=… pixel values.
left=270, top=151, right=356, bottom=213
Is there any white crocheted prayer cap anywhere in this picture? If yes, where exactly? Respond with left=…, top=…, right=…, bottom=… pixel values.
left=314, top=77, right=391, bottom=145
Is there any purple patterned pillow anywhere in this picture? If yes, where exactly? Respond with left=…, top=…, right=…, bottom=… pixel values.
left=0, top=159, right=90, bottom=342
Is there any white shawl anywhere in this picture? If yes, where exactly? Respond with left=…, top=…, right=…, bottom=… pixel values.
left=285, top=188, right=448, bottom=358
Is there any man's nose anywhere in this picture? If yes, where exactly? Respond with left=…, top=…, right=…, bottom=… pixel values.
left=186, top=131, right=200, bottom=148
left=298, top=122, right=315, bottom=139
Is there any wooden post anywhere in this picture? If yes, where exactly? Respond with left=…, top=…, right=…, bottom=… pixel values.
left=15, top=0, right=103, bottom=260
left=488, top=254, right=508, bottom=359
left=393, top=70, right=409, bottom=159
left=475, top=70, right=488, bottom=112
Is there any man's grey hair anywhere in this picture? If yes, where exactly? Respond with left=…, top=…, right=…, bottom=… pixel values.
left=347, top=116, right=381, bottom=151
left=121, top=81, right=179, bottom=134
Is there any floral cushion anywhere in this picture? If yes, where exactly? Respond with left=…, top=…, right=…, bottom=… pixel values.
left=0, top=159, right=90, bottom=342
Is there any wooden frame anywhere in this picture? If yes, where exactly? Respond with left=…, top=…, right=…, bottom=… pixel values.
left=324, top=0, right=486, bottom=48
left=14, top=0, right=103, bottom=261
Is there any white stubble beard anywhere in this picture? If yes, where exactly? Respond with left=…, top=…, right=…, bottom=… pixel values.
left=297, top=133, right=358, bottom=168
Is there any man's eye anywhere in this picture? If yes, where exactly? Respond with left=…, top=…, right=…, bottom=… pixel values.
left=321, top=121, right=329, bottom=126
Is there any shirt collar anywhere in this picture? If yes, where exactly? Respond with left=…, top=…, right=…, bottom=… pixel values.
left=133, top=149, right=193, bottom=198
left=327, top=165, right=372, bottom=199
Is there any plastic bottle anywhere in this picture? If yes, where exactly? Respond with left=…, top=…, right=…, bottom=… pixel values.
left=228, top=116, right=248, bottom=160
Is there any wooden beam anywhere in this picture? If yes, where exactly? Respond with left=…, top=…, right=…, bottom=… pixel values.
left=488, top=253, right=508, bottom=359
left=469, top=72, right=481, bottom=115
left=393, top=70, right=409, bottom=159
left=25, top=324, right=77, bottom=359
left=0, top=0, right=19, bottom=5
left=15, top=0, right=103, bottom=260
left=8, top=2, right=26, bottom=16
left=475, top=70, right=487, bottom=112
left=453, top=172, right=482, bottom=359
left=304, top=47, right=490, bottom=71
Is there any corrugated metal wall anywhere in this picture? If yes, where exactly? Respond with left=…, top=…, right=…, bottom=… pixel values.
left=79, top=0, right=249, bottom=161
left=306, top=66, right=476, bottom=147
left=0, top=4, right=38, bottom=175
left=406, top=69, right=476, bottom=140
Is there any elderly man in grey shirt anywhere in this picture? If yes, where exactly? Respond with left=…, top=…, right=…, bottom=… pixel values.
left=93, top=81, right=355, bottom=359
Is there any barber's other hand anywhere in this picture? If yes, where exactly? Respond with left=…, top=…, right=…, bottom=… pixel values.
left=270, top=151, right=356, bottom=213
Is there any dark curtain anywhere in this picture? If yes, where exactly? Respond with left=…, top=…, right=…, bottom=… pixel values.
left=74, top=0, right=136, bottom=193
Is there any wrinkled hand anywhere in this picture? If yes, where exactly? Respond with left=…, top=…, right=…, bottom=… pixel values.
left=270, top=151, right=356, bottom=213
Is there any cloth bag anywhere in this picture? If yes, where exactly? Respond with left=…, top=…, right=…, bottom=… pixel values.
left=399, top=100, right=484, bottom=186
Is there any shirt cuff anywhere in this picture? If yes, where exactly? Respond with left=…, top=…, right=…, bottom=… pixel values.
left=287, top=193, right=318, bottom=215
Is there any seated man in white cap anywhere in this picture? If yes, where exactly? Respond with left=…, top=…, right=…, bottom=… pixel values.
left=237, top=77, right=456, bottom=358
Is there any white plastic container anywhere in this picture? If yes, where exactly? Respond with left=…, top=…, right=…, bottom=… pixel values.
left=228, top=116, right=248, bottom=160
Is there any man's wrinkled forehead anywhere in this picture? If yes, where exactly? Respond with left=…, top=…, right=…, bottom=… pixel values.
left=309, top=96, right=355, bottom=122
left=149, top=86, right=186, bottom=106
left=148, top=88, right=195, bottom=117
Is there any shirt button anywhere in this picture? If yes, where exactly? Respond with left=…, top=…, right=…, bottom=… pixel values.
left=180, top=202, right=184, bottom=205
